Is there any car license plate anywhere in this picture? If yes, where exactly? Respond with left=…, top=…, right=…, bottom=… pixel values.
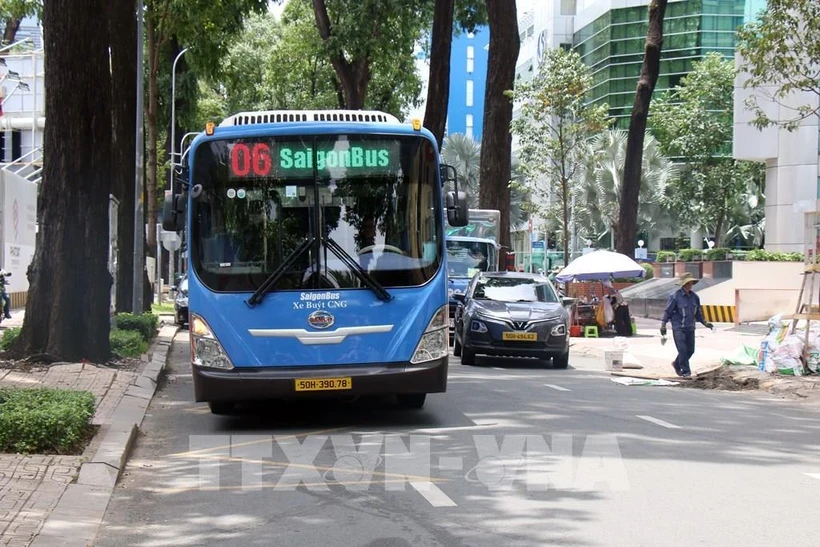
left=449, top=318, right=455, bottom=328
left=502, top=331, right=537, bottom=342
left=294, top=377, right=352, bottom=392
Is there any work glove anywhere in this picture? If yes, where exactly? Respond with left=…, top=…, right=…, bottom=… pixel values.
left=659, top=325, right=667, bottom=337
left=704, top=322, right=714, bottom=330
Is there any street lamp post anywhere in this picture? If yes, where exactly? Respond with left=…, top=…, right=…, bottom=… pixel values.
left=170, top=47, right=189, bottom=192
left=170, top=47, right=188, bottom=277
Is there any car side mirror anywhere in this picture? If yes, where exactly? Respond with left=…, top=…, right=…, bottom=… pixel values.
left=453, top=293, right=466, bottom=303
left=562, top=297, right=576, bottom=308
left=446, top=191, right=469, bottom=227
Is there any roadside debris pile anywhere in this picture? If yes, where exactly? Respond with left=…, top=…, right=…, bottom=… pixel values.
left=750, top=315, right=820, bottom=376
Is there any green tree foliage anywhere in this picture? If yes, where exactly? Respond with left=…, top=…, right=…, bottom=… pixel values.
left=509, top=48, right=610, bottom=264
left=196, top=2, right=427, bottom=123
left=736, top=0, right=820, bottom=130
left=574, top=129, right=675, bottom=246
left=650, top=52, right=766, bottom=246
left=0, top=0, right=41, bottom=43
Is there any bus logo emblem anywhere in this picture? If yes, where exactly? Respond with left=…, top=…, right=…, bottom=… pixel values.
left=308, top=310, right=334, bottom=330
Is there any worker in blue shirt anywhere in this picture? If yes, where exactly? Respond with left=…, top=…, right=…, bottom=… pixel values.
left=660, top=272, right=714, bottom=377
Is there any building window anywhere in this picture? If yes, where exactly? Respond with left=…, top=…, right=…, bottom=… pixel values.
left=11, top=130, right=21, bottom=161
left=559, top=43, right=572, bottom=52
left=466, top=114, right=474, bottom=139
left=466, top=80, right=474, bottom=107
left=467, top=45, right=475, bottom=73
left=467, top=31, right=475, bottom=39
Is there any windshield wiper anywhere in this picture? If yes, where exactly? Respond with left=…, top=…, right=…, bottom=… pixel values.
left=323, top=237, right=392, bottom=301
left=246, top=236, right=315, bottom=308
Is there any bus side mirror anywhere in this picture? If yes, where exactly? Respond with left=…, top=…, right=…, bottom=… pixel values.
left=446, top=191, right=469, bottom=227
left=440, top=164, right=457, bottom=185
left=162, top=193, right=186, bottom=232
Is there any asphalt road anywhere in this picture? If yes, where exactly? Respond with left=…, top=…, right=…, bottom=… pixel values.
left=95, top=332, right=820, bottom=547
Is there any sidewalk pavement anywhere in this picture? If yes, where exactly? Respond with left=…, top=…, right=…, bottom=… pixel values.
left=570, top=317, right=820, bottom=396
left=0, top=311, right=176, bottom=547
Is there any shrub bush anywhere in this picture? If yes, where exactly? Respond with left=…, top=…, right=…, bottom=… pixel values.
left=0, top=387, right=95, bottom=454
left=744, top=250, right=803, bottom=262
left=705, top=247, right=730, bottom=261
left=655, top=251, right=676, bottom=262
left=641, top=263, right=654, bottom=280
left=0, top=327, right=21, bottom=351
left=110, top=328, right=148, bottom=358
left=677, top=248, right=703, bottom=262
left=114, top=312, right=158, bottom=342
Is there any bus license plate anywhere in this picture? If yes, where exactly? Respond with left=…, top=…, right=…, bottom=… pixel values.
left=502, top=332, right=537, bottom=342
left=295, top=377, right=352, bottom=392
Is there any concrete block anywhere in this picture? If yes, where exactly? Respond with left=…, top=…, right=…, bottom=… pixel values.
left=30, top=484, right=112, bottom=547
left=109, top=394, right=150, bottom=429
left=91, top=425, right=137, bottom=474
left=76, top=463, right=118, bottom=490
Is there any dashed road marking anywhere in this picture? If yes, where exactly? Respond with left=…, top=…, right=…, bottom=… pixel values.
left=805, top=473, right=820, bottom=480
left=636, top=415, right=682, bottom=429
left=410, top=481, right=457, bottom=507
left=544, top=384, right=571, bottom=392
left=492, top=367, right=505, bottom=371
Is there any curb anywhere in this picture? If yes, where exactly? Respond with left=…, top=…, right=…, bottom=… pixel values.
left=31, top=323, right=178, bottom=547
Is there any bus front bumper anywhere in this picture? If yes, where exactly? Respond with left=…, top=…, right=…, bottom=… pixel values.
left=192, top=357, right=448, bottom=403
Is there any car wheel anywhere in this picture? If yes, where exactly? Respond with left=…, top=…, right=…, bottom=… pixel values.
left=397, top=393, right=426, bottom=409
left=461, top=347, right=476, bottom=366
left=453, top=335, right=462, bottom=357
left=208, top=401, right=235, bottom=415
left=552, top=352, right=569, bottom=369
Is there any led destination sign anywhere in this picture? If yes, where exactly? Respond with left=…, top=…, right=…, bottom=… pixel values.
left=228, top=139, right=398, bottom=179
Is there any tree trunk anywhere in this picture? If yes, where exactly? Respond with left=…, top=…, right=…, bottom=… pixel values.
left=312, top=0, right=368, bottom=109
left=479, top=0, right=520, bottom=265
left=423, top=0, right=454, bottom=149
left=146, top=13, right=159, bottom=264
left=109, top=0, right=137, bottom=313
left=616, top=0, right=667, bottom=256
left=562, top=179, right=569, bottom=266
left=12, top=0, right=113, bottom=362
left=2, top=18, right=21, bottom=44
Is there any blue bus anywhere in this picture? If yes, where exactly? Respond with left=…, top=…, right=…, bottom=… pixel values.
left=163, top=110, right=468, bottom=414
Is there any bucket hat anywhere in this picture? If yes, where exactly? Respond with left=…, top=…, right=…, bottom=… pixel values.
left=677, top=272, right=699, bottom=286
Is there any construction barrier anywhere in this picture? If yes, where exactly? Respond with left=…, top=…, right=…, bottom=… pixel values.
left=701, top=304, right=735, bottom=323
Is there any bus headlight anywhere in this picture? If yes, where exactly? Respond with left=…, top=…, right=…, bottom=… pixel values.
left=411, top=305, right=448, bottom=364
left=190, top=314, right=234, bottom=370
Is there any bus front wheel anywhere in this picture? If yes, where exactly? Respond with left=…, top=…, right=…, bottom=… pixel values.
left=208, top=401, right=235, bottom=415
left=397, top=393, right=426, bottom=409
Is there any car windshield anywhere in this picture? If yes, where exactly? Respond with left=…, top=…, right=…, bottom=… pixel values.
left=472, top=277, right=558, bottom=303
left=446, top=240, right=492, bottom=278
left=190, top=134, right=442, bottom=292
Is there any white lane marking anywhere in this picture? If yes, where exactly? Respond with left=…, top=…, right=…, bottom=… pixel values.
left=544, top=384, right=571, bottom=392
left=806, top=473, right=820, bottom=480
left=492, top=367, right=505, bottom=371
left=410, top=481, right=457, bottom=507
left=636, top=415, right=682, bottom=429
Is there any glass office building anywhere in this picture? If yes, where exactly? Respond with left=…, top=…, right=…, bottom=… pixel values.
left=573, top=0, right=748, bottom=125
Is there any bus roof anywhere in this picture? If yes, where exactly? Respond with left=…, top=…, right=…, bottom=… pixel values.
left=219, top=110, right=402, bottom=128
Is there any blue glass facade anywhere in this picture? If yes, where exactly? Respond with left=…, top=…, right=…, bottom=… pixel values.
left=447, top=27, right=489, bottom=140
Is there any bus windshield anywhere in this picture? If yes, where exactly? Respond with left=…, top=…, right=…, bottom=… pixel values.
left=446, top=240, right=492, bottom=278
left=190, top=134, right=442, bottom=292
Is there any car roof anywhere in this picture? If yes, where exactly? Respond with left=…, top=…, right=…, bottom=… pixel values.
left=479, top=271, right=551, bottom=281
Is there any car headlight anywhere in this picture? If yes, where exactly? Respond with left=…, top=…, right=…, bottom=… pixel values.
left=551, top=323, right=567, bottom=336
left=411, top=305, right=448, bottom=364
left=190, top=314, right=234, bottom=370
left=471, top=320, right=488, bottom=334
